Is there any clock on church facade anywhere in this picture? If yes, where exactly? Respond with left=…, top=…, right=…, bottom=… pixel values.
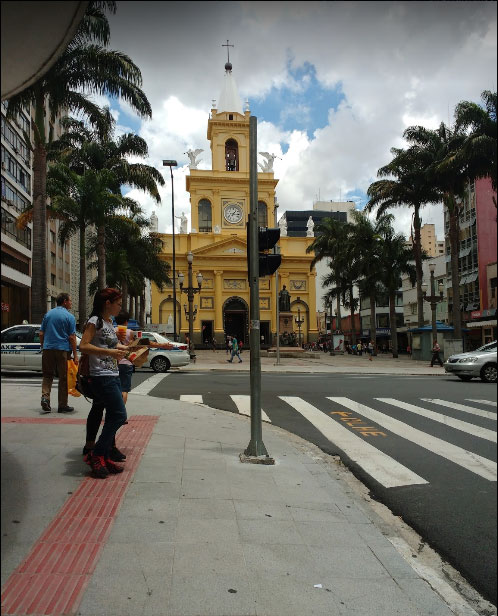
left=150, top=62, right=318, bottom=347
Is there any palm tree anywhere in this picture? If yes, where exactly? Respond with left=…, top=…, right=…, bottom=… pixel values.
left=350, top=210, right=395, bottom=354
left=308, top=217, right=361, bottom=344
left=377, top=225, right=417, bottom=358
left=454, top=90, right=497, bottom=194
left=52, top=109, right=164, bottom=287
left=45, top=162, right=143, bottom=324
left=403, top=122, right=468, bottom=338
left=366, top=147, right=440, bottom=327
left=5, top=1, right=152, bottom=322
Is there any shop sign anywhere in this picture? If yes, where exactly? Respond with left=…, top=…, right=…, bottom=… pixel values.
left=376, top=328, right=391, bottom=336
left=1, top=302, right=9, bottom=312
left=471, top=310, right=482, bottom=319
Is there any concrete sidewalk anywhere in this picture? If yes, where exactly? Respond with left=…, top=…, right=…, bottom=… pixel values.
left=1, top=381, right=482, bottom=616
left=185, top=349, right=447, bottom=376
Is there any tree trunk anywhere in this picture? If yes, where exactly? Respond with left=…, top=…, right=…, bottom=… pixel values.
left=97, top=224, right=106, bottom=289
left=389, top=291, right=398, bottom=358
left=413, top=206, right=425, bottom=327
left=336, top=294, right=341, bottom=330
left=134, top=295, right=139, bottom=322
left=121, top=278, right=128, bottom=309
left=350, top=285, right=356, bottom=345
left=448, top=197, right=462, bottom=339
left=139, top=287, right=145, bottom=328
left=370, top=294, right=377, bottom=356
left=78, top=222, right=87, bottom=328
left=31, top=141, right=48, bottom=323
left=128, top=294, right=133, bottom=317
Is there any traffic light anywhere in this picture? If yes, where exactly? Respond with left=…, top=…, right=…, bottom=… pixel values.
left=247, top=215, right=282, bottom=279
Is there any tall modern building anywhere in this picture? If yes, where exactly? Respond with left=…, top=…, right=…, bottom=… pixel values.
left=406, top=223, right=445, bottom=257
left=1, top=100, right=75, bottom=328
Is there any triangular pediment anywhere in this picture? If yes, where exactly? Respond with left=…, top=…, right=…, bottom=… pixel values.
left=192, top=236, right=247, bottom=259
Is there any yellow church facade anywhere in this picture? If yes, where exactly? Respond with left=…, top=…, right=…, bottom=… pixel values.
left=150, top=64, right=318, bottom=347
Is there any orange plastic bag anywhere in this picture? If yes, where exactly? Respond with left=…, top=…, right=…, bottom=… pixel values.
left=67, top=359, right=81, bottom=397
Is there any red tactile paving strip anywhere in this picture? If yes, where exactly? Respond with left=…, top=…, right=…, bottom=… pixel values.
left=1, top=415, right=158, bottom=616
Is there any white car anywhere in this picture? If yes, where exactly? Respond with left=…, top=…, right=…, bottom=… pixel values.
left=139, top=332, right=190, bottom=372
left=1, top=324, right=81, bottom=372
left=444, top=341, right=497, bottom=383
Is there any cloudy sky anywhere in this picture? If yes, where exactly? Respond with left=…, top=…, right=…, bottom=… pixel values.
left=100, top=1, right=496, bottom=238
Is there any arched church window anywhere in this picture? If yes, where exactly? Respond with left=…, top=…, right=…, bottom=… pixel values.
left=225, top=139, right=238, bottom=171
left=257, top=201, right=268, bottom=227
left=198, top=199, right=212, bottom=232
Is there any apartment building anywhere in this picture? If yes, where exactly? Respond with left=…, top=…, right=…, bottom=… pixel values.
left=406, top=223, right=445, bottom=257
left=1, top=100, right=76, bottom=328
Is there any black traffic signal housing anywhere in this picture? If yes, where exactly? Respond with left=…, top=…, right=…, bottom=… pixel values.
left=247, top=215, right=282, bottom=279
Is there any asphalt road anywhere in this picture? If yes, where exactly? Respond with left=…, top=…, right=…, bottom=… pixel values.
left=130, top=369, right=498, bottom=605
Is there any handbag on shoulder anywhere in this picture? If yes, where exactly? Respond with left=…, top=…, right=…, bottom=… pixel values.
left=75, top=353, right=94, bottom=399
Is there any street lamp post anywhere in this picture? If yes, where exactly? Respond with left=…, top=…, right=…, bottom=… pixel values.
left=422, top=262, right=444, bottom=346
left=178, top=251, right=203, bottom=353
left=328, top=301, right=334, bottom=355
left=295, top=308, right=304, bottom=348
left=163, top=160, right=178, bottom=340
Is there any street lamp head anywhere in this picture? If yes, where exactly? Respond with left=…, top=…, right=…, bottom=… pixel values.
left=429, top=262, right=436, bottom=274
left=187, top=251, right=194, bottom=264
left=196, top=272, right=203, bottom=287
left=421, top=282, right=428, bottom=295
left=162, top=160, right=177, bottom=167
left=177, top=271, right=184, bottom=287
left=438, top=280, right=444, bottom=294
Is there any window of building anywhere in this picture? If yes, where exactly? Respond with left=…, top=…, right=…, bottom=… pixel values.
left=50, top=230, right=56, bottom=244
left=491, top=278, right=497, bottom=299
left=198, top=199, right=212, bottom=232
left=1, top=207, right=31, bottom=248
left=257, top=201, right=268, bottom=227
left=225, top=139, right=238, bottom=171
left=51, top=252, right=56, bottom=266
left=51, top=273, right=56, bottom=286
left=1, top=250, right=29, bottom=275
left=377, top=314, right=390, bottom=328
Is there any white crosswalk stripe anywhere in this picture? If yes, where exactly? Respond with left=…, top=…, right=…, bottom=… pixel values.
left=280, top=396, right=428, bottom=488
left=328, top=397, right=497, bottom=482
left=421, top=398, right=496, bottom=421
left=180, top=395, right=204, bottom=403
left=465, top=399, right=496, bottom=408
left=377, top=398, right=497, bottom=443
left=130, top=373, right=169, bottom=395
left=230, top=395, right=271, bottom=423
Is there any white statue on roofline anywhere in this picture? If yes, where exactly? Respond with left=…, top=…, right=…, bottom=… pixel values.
left=185, top=149, right=203, bottom=169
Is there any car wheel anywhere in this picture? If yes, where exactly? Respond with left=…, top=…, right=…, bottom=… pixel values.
left=457, top=375, right=473, bottom=381
left=480, top=363, right=497, bottom=383
left=151, top=356, right=170, bottom=373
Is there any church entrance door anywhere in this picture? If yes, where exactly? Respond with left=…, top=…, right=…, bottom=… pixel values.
left=223, top=297, right=248, bottom=345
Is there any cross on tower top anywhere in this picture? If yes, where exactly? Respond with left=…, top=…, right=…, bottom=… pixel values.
left=222, top=39, right=234, bottom=65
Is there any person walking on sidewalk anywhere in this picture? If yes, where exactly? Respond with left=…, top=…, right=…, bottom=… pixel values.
left=430, top=338, right=443, bottom=367
left=39, top=293, right=78, bottom=414
left=226, top=335, right=232, bottom=355
left=79, top=288, right=129, bottom=479
left=226, top=336, right=242, bottom=363
left=368, top=340, right=374, bottom=361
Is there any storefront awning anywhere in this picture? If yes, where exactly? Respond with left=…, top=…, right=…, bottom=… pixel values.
left=465, top=320, right=497, bottom=328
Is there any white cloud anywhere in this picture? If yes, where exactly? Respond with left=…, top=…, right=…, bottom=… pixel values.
left=105, top=1, right=496, bottom=241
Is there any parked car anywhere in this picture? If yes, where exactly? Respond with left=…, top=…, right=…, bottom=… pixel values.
left=444, top=341, right=497, bottom=383
left=139, top=332, right=190, bottom=372
left=1, top=324, right=81, bottom=372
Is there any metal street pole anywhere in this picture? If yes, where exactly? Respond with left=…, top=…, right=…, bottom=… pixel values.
left=430, top=267, right=437, bottom=343
left=274, top=198, right=281, bottom=366
left=242, top=115, right=273, bottom=463
left=188, top=257, right=194, bottom=350
left=163, top=160, right=178, bottom=340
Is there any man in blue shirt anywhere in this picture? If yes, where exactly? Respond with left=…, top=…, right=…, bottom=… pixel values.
left=39, top=293, right=78, bottom=414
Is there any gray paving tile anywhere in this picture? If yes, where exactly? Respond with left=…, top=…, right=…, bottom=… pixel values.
left=108, top=514, right=177, bottom=544
left=77, top=569, right=149, bottom=616
left=330, top=577, right=422, bottom=615
left=168, top=572, right=257, bottom=616
left=180, top=478, right=231, bottom=499
left=288, top=505, right=345, bottom=523
left=237, top=518, right=304, bottom=545
left=394, top=577, right=457, bottom=616
left=369, top=545, right=420, bottom=579
left=126, top=480, right=181, bottom=500
left=178, top=497, right=236, bottom=520
left=295, top=521, right=369, bottom=548
left=308, top=545, right=391, bottom=579
left=119, top=497, right=180, bottom=519
left=234, top=500, right=293, bottom=521
left=242, top=543, right=321, bottom=581
left=175, top=517, right=239, bottom=544
left=172, top=542, right=245, bottom=576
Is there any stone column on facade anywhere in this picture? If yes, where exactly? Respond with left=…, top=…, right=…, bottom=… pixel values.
left=214, top=270, right=223, bottom=333
left=308, top=269, right=318, bottom=340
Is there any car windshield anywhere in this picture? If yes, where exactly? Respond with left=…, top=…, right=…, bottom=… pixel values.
left=476, top=341, right=497, bottom=353
left=142, top=333, right=172, bottom=345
